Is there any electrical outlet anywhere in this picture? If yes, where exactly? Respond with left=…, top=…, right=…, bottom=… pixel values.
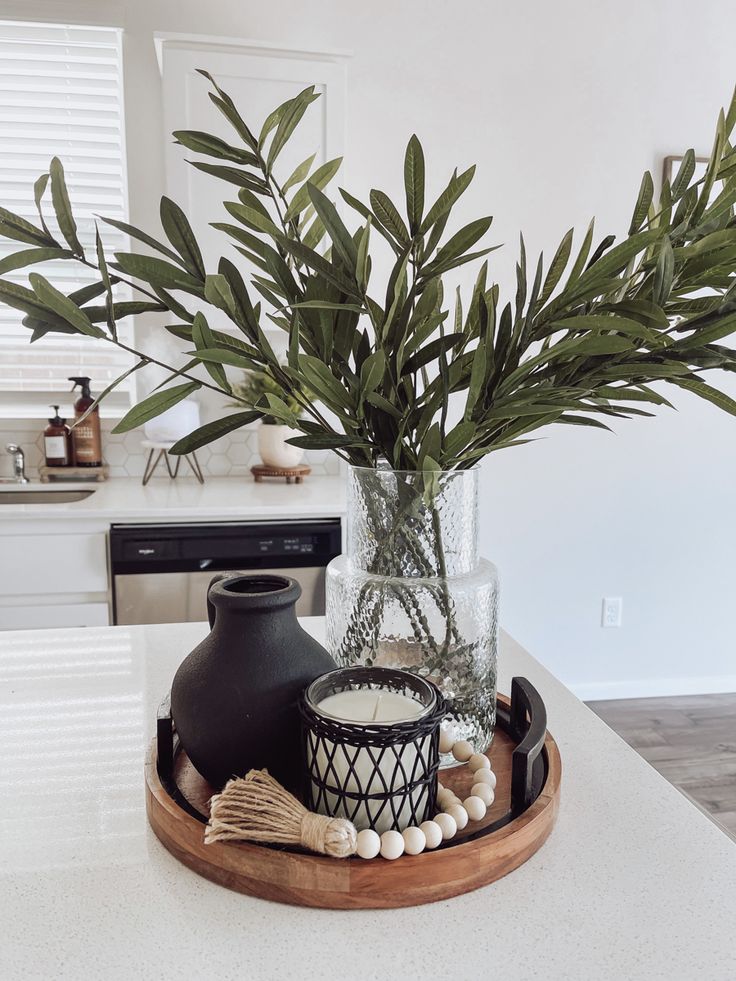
left=602, top=597, right=623, bottom=628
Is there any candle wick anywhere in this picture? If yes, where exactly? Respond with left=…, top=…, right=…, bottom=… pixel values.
left=371, top=694, right=383, bottom=722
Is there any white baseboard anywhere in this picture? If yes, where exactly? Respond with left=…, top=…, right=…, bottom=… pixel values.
left=569, top=675, right=736, bottom=702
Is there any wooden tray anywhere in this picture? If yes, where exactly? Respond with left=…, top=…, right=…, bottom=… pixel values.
left=145, top=679, right=561, bottom=909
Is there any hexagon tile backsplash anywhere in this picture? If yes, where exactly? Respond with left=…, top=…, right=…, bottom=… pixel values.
left=0, top=419, right=341, bottom=481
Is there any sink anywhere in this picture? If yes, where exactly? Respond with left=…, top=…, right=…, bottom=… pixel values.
left=0, top=487, right=96, bottom=504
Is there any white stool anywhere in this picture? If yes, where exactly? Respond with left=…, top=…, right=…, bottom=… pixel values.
left=141, top=440, right=204, bottom=485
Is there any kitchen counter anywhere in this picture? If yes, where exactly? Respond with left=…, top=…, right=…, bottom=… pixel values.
left=0, top=474, right=346, bottom=524
left=1, top=621, right=735, bottom=980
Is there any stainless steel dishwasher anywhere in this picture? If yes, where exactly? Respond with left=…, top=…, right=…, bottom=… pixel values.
left=109, top=520, right=342, bottom=625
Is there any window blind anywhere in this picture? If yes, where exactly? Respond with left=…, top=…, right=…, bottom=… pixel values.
left=0, top=21, right=134, bottom=417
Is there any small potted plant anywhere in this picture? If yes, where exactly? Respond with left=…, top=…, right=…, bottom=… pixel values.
left=232, top=370, right=306, bottom=469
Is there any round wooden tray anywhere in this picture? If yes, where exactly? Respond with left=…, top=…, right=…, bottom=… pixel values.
left=145, top=682, right=561, bottom=909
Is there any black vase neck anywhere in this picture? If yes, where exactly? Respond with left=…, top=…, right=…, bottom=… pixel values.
left=208, top=574, right=302, bottom=618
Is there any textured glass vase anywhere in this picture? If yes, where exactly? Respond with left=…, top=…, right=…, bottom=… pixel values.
left=326, top=466, right=499, bottom=751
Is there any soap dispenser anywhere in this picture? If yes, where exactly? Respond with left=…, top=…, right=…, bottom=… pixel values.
left=69, top=376, right=102, bottom=467
left=44, top=405, right=71, bottom=466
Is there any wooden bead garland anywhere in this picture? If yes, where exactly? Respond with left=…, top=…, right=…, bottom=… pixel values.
left=363, top=724, right=497, bottom=861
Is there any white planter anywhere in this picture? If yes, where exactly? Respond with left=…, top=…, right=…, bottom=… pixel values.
left=257, top=424, right=305, bottom=469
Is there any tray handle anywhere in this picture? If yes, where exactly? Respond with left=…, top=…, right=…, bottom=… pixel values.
left=508, top=676, right=548, bottom=815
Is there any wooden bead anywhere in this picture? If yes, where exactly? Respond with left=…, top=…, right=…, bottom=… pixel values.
left=469, top=753, right=491, bottom=772
left=438, top=726, right=456, bottom=754
left=356, top=828, right=381, bottom=860
left=402, top=826, right=426, bottom=856
left=463, top=795, right=486, bottom=822
left=471, top=768, right=496, bottom=789
left=434, top=811, right=457, bottom=840
left=440, top=797, right=461, bottom=813
left=447, top=804, right=468, bottom=831
left=451, top=739, right=474, bottom=763
left=379, top=829, right=405, bottom=860
left=471, top=783, right=495, bottom=807
left=436, top=787, right=454, bottom=806
left=420, top=820, right=443, bottom=850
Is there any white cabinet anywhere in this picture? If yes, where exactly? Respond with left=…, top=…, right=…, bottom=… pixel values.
left=0, top=602, right=109, bottom=631
left=0, top=530, right=109, bottom=630
left=0, top=532, right=107, bottom=596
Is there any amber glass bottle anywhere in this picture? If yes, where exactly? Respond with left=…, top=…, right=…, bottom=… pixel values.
left=69, top=376, right=102, bottom=467
left=43, top=405, right=71, bottom=466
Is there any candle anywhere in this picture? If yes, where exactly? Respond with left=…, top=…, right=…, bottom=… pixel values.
left=317, top=689, right=424, bottom=724
left=301, top=668, right=444, bottom=834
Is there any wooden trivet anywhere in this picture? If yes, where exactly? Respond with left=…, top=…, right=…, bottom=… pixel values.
left=39, top=464, right=109, bottom=483
left=145, top=684, right=561, bottom=909
left=251, top=463, right=311, bottom=484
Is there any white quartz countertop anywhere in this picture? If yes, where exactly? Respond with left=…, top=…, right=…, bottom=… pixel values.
left=1, top=620, right=735, bottom=981
left=0, top=474, right=346, bottom=523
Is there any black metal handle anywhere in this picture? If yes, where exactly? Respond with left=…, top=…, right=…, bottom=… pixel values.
left=508, top=677, right=548, bottom=815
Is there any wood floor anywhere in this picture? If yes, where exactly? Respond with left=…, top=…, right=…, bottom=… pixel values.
left=587, top=693, right=736, bottom=840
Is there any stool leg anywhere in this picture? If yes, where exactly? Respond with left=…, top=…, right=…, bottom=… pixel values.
left=186, top=452, right=205, bottom=484
left=164, top=451, right=180, bottom=478
left=142, top=448, right=160, bottom=486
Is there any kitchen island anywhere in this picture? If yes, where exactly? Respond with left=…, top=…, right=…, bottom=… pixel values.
left=1, top=620, right=735, bottom=981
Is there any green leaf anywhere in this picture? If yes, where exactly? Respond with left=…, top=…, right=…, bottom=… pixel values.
left=112, top=253, right=204, bottom=293
left=28, top=273, right=106, bottom=337
left=170, top=411, right=261, bottom=454
left=0, top=206, right=56, bottom=247
left=112, top=381, right=201, bottom=434
left=160, top=197, right=205, bottom=279
left=282, top=153, right=317, bottom=193
left=0, top=278, right=73, bottom=332
left=100, top=216, right=181, bottom=263
left=74, top=361, right=148, bottom=426
left=404, top=135, right=425, bottom=234
left=286, top=433, right=361, bottom=450
left=670, top=150, right=696, bottom=200
left=307, top=183, right=357, bottom=271
left=360, top=350, right=386, bottom=393
left=33, top=173, right=53, bottom=238
left=430, top=217, right=493, bottom=267
left=266, top=86, right=320, bottom=172
left=668, top=376, right=736, bottom=415
left=192, top=347, right=260, bottom=371
left=369, top=190, right=410, bottom=246
left=192, top=311, right=231, bottom=392
left=173, top=130, right=258, bottom=165
left=653, top=237, right=675, bottom=306
left=189, top=161, right=268, bottom=192
left=0, top=247, right=74, bottom=274
left=49, top=157, right=84, bottom=255
left=224, top=201, right=282, bottom=238
left=419, top=165, right=475, bottom=234
left=539, top=228, right=574, bottom=305
left=284, top=157, right=342, bottom=221
left=628, top=171, right=654, bottom=234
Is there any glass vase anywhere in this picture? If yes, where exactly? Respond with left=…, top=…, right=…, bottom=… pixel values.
left=326, top=466, right=499, bottom=751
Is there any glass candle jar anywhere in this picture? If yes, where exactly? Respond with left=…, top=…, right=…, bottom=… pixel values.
left=300, top=667, right=446, bottom=833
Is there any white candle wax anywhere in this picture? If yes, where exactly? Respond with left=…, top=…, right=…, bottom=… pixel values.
left=317, top=689, right=424, bottom=724
left=309, top=686, right=432, bottom=833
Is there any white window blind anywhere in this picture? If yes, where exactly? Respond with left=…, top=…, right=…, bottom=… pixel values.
left=0, top=21, right=134, bottom=417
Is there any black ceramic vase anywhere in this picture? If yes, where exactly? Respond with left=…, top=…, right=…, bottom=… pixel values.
left=170, top=573, right=336, bottom=790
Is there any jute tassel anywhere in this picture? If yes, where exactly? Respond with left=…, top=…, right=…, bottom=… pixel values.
left=205, top=769, right=358, bottom=859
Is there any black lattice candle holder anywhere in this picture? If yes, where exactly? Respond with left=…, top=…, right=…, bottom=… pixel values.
left=299, top=667, right=447, bottom=834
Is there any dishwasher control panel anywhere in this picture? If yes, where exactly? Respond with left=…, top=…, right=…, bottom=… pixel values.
left=110, top=520, right=341, bottom=574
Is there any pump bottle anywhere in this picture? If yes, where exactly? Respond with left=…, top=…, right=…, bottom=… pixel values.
left=69, top=376, right=102, bottom=467
left=43, top=405, right=71, bottom=466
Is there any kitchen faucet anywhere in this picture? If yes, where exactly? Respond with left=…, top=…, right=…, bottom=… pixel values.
left=4, top=443, right=29, bottom=484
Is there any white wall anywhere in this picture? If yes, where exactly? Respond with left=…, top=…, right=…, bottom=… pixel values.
left=3, top=0, right=736, bottom=696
